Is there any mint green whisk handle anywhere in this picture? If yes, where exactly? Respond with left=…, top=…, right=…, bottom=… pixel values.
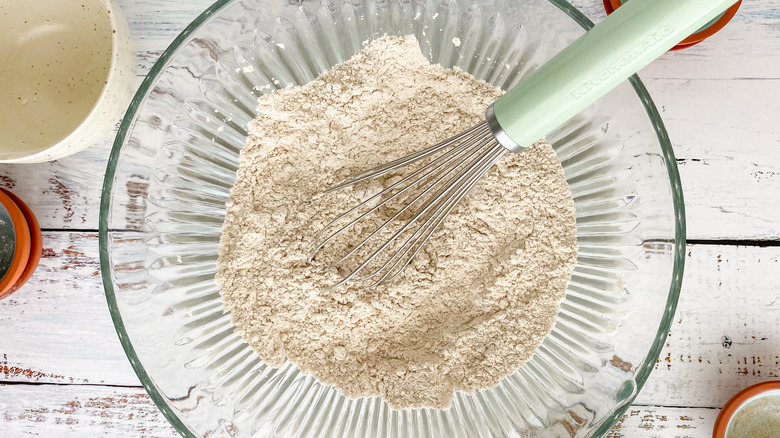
left=490, top=0, right=738, bottom=151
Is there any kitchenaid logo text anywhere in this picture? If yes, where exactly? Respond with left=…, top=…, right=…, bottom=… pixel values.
left=570, top=25, right=674, bottom=99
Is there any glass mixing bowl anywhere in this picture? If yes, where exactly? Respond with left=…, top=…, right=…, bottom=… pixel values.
left=100, top=0, right=685, bottom=436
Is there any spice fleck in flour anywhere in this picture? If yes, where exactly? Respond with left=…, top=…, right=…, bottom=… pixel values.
left=216, top=35, right=577, bottom=410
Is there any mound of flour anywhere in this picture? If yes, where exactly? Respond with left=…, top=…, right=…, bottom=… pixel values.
left=216, top=35, right=577, bottom=410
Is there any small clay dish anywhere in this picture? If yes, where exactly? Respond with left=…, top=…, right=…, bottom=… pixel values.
left=0, top=190, right=31, bottom=298
left=713, top=381, right=780, bottom=438
left=0, top=188, right=42, bottom=299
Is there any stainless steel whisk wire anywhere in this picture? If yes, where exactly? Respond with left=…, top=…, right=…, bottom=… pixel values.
left=310, top=122, right=506, bottom=288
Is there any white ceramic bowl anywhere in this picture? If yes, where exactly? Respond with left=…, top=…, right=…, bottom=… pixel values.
left=0, top=0, right=135, bottom=163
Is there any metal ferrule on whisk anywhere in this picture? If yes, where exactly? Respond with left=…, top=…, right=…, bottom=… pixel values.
left=485, top=104, right=523, bottom=153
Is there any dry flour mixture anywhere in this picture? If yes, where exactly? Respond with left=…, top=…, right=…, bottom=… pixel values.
left=216, top=35, right=577, bottom=410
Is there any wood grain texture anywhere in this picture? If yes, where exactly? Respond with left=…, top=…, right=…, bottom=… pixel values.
left=606, top=406, right=719, bottom=438
left=0, top=0, right=777, bottom=240
left=2, top=234, right=778, bottom=408
left=635, top=244, right=780, bottom=408
left=645, top=77, right=780, bottom=240
left=0, top=384, right=179, bottom=438
left=0, top=382, right=722, bottom=438
left=0, top=233, right=137, bottom=386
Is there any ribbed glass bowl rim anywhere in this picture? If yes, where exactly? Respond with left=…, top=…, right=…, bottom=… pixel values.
left=99, top=1, right=686, bottom=436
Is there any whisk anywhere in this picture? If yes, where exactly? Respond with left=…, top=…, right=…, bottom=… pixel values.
left=311, top=0, right=738, bottom=288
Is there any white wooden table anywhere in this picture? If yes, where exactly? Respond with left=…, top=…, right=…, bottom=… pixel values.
left=1, top=0, right=778, bottom=436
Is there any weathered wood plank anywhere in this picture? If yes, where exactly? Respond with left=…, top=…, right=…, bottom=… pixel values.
left=0, top=233, right=137, bottom=386
left=2, top=233, right=778, bottom=412
left=118, top=0, right=214, bottom=76
left=635, top=244, right=780, bottom=407
left=607, top=406, right=719, bottom=438
left=0, top=382, right=721, bottom=438
left=0, top=384, right=179, bottom=438
left=653, top=77, right=780, bottom=241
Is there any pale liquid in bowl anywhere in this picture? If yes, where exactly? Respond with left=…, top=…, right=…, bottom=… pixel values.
left=727, top=393, right=780, bottom=438
left=0, top=0, right=112, bottom=156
